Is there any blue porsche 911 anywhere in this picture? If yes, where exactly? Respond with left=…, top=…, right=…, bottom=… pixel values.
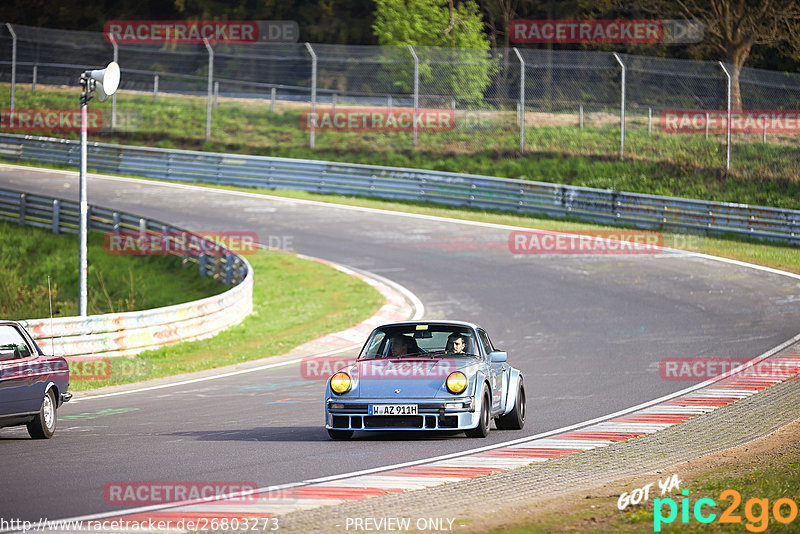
left=325, top=321, right=525, bottom=439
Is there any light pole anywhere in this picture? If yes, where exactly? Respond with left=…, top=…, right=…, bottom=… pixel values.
left=78, top=61, right=120, bottom=316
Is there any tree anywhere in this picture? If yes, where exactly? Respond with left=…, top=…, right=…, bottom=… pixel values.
left=644, top=0, right=800, bottom=108
left=372, top=0, right=495, bottom=100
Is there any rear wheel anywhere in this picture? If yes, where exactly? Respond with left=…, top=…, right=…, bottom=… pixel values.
left=465, top=386, right=491, bottom=438
left=27, top=389, right=57, bottom=439
left=327, top=429, right=354, bottom=440
left=496, top=380, right=525, bottom=430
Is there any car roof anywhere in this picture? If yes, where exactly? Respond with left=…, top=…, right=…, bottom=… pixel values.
left=375, top=320, right=485, bottom=331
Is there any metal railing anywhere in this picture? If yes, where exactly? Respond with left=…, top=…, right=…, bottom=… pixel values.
left=1, top=133, right=797, bottom=246
left=2, top=23, right=800, bottom=170
left=0, top=186, right=253, bottom=358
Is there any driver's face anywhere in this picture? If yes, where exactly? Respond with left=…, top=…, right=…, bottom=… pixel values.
left=390, top=338, right=409, bottom=355
left=452, top=338, right=466, bottom=353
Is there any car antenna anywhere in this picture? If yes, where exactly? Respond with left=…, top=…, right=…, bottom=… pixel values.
left=47, top=275, right=55, bottom=357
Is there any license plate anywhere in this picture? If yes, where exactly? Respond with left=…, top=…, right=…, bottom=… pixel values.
left=368, top=404, right=418, bottom=416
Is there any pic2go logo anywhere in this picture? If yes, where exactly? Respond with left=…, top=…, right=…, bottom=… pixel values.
left=653, top=489, right=799, bottom=532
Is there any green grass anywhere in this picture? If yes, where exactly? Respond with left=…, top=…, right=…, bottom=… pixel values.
left=0, top=220, right=225, bottom=319
left=69, top=248, right=384, bottom=391
left=3, top=84, right=799, bottom=210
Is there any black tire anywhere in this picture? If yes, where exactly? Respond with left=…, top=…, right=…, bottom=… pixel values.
left=27, top=389, right=57, bottom=439
left=327, top=429, right=354, bottom=440
left=496, top=380, right=526, bottom=430
left=465, top=386, right=491, bottom=438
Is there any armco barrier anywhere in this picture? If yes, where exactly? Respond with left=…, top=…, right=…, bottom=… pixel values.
left=0, top=187, right=253, bottom=358
left=0, top=133, right=798, bottom=246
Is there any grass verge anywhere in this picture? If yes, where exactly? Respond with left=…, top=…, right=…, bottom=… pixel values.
left=0, top=220, right=225, bottom=319
left=69, top=248, right=384, bottom=391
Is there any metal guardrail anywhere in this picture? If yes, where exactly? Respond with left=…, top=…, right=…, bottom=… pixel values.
left=0, top=133, right=798, bottom=246
left=0, top=186, right=253, bottom=358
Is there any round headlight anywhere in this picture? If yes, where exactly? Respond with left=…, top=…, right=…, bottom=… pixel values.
left=330, top=372, right=352, bottom=395
left=446, top=371, right=468, bottom=394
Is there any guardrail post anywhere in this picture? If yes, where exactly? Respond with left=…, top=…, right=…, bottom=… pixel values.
left=203, top=38, right=214, bottom=141
left=332, top=93, right=337, bottom=115
left=139, top=218, right=147, bottom=239
left=153, top=73, right=159, bottom=103
left=408, top=45, right=419, bottom=150
left=6, top=23, right=16, bottom=111
left=112, top=212, right=120, bottom=232
left=110, top=34, right=118, bottom=131
left=199, top=254, right=208, bottom=277
left=305, top=43, right=317, bottom=149
left=514, top=48, right=525, bottom=153
left=18, top=192, right=25, bottom=224
left=52, top=200, right=60, bottom=234
left=613, top=52, right=626, bottom=160
left=225, top=258, right=234, bottom=285
left=719, top=61, right=732, bottom=171
left=32, top=65, right=37, bottom=93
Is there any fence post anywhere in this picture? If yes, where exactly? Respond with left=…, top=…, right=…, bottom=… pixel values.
left=270, top=87, right=276, bottom=112
left=613, top=52, right=626, bottom=159
left=153, top=73, right=159, bottom=103
left=6, top=24, right=16, bottom=111
left=110, top=34, right=118, bottom=130
left=32, top=65, right=37, bottom=93
left=203, top=38, right=214, bottom=141
left=408, top=45, right=419, bottom=150
left=332, top=93, right=337, bottom=115
left=305, top=42, right=317, bottom=149
left=388, top=94, right=392, bottom=113
left=648, top=108, right=652, bottom=135
left=579, top=104, right=584, bottom=129
left=50, top=199, right=61, bottom=234
left=214, top=81, right=219, bottom=109
left=514, top=48, right=525, bottom=153
left=719, top=61, right=732, bottom=171
left=705, top=112, right=709, bottom=138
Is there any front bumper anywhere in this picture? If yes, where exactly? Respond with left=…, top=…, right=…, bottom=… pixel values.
left=325, top=397, right=478, bottom=431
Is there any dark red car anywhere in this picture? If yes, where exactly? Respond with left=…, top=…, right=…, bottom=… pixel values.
left=0, top=320, right=71, bottom=438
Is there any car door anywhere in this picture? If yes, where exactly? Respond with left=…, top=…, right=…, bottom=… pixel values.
left=0, top=324, right=40, bottom=415
left=477, top=329, right=505, bottom=414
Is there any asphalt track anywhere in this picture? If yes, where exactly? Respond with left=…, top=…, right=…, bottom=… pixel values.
left=1, top=165, right=799, bottom=523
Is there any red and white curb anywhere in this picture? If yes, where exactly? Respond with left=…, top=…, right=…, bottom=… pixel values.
left=66, top=350, right=799, bottom=532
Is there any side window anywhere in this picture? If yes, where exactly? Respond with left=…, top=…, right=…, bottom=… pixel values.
left=0, top=325, right=33, bottom=360
left=477, top=330, right=494, bottom=359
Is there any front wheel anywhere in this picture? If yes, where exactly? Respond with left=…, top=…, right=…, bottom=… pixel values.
left=27, top=389, right=57, bottom=439
left=327, top=429, right=354, bottom=440
left=465, top=386, right=491, bottom=438
left=496, top=380, right=525, bottom=430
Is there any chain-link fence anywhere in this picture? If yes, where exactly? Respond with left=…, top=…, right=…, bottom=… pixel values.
left=1, top=22, right=799, bottom=175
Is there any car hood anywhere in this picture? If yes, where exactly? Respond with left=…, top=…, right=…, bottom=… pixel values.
left=350, top=357, right=478, bottom=398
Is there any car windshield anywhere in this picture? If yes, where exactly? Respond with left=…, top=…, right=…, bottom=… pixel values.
left=359, top=324, right=480, bottom=360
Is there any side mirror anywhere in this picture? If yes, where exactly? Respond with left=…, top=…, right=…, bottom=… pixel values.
left=489, top=350, right=507, bottom=363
